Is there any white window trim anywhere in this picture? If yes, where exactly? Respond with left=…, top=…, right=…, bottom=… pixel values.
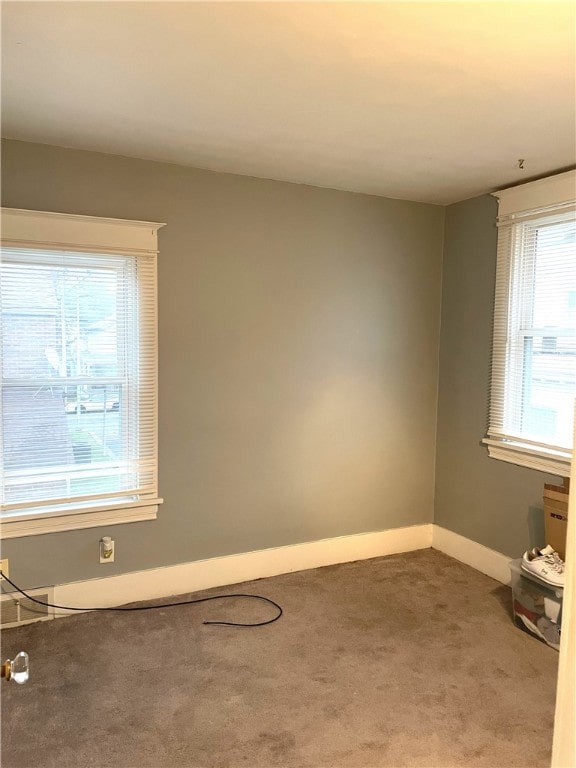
left=484, top=170, right=575, bottom=476
left=0, top=207, right=165, bottom=538
left=483, top=437, right=571, bottom=476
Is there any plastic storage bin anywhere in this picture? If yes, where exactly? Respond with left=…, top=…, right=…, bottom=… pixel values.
left=509, top=558, right=562, bottom=650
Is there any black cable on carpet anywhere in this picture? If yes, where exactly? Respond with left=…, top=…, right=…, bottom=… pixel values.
left=0, top=571, right=283, bottom=627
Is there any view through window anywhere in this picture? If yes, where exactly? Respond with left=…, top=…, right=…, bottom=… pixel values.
left=2, top=250, right=137, bottom=509
left=519, top=217, right=576, bottom=450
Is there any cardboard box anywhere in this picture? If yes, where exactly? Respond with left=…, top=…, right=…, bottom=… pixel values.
left=544, top=479, right=569, bottom=560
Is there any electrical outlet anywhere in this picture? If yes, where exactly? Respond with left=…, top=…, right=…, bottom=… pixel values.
left=99, top=537, right=115, bottom=564
left=0, top=559, right=9, bottom=579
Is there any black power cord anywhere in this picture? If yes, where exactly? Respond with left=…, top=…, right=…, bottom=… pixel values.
left=0, top=571, right=282, bottom=627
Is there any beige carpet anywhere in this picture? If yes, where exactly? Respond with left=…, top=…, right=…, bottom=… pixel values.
left=1, top=549, right=558, bottom=768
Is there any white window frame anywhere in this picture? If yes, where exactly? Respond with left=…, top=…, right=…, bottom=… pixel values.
left=484, top=171, right=576, bottom=476
left=0, top=208, right=165, bottom=538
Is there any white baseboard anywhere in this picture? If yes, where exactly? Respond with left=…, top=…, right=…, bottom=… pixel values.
left=432, top=525, right=512, bottom=585
left=53, top=523, right=433, bottom=614
left=26, top=523, right=512, bottom=621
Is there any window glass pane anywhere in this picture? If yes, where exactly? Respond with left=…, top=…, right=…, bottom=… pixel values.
left=521, top=336, right=576, bottom=448
left=2, top=261, right=119, bottom=380
left=519, top=219, right=576, bottom=448
left=532, top=221, right=576, bottom=328
left=1, top=254, right=134, bottom=507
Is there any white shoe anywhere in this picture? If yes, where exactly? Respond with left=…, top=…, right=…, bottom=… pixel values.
left=521, top=546, right=564, bottom=587
left=539, top=545, right=564, bottom=568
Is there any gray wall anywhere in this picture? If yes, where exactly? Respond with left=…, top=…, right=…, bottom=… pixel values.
left=434, top=194, right=560, bottom=557
left=1, top=139, right=444, bottom=588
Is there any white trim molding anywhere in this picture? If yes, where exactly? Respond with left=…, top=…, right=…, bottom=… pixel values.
left=30, top=524, right=434, bottom=615
left=432, top=525, right=512, bottom=585
left=5, top=524, right=518, bottom=620
left=0, top=207, right=165, bottom=255
left=493, top=169, right=576, bottom=216
left=483, top=438, right=571, bottom=477
left=551, top=403, right=576, bottom=768
left=0, top=503, right=159, bottom=540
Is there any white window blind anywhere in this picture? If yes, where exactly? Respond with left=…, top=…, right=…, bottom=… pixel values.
left=0, top=208, right=164, bottom=537
left=485, top=171, right=576, bottom=475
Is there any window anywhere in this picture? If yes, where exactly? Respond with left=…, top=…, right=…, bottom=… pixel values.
left=484, top=171, right=576, bottom=475
left=0, top=208, right=164, bottom=537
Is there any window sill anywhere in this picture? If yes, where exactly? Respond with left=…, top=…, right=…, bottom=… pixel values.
left=483, top=438, right=571, bottom=477
left=0, top=502, right=160, bottom=539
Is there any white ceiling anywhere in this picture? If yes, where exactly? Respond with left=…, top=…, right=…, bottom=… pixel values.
left=2, top=1, right=575, bottom=205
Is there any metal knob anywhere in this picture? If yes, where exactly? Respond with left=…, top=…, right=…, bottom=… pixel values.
left=1, top=651, right=29, bottom=684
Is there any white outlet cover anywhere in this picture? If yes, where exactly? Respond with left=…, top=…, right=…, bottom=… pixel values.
left=99, top=542, right=115, bottom=564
